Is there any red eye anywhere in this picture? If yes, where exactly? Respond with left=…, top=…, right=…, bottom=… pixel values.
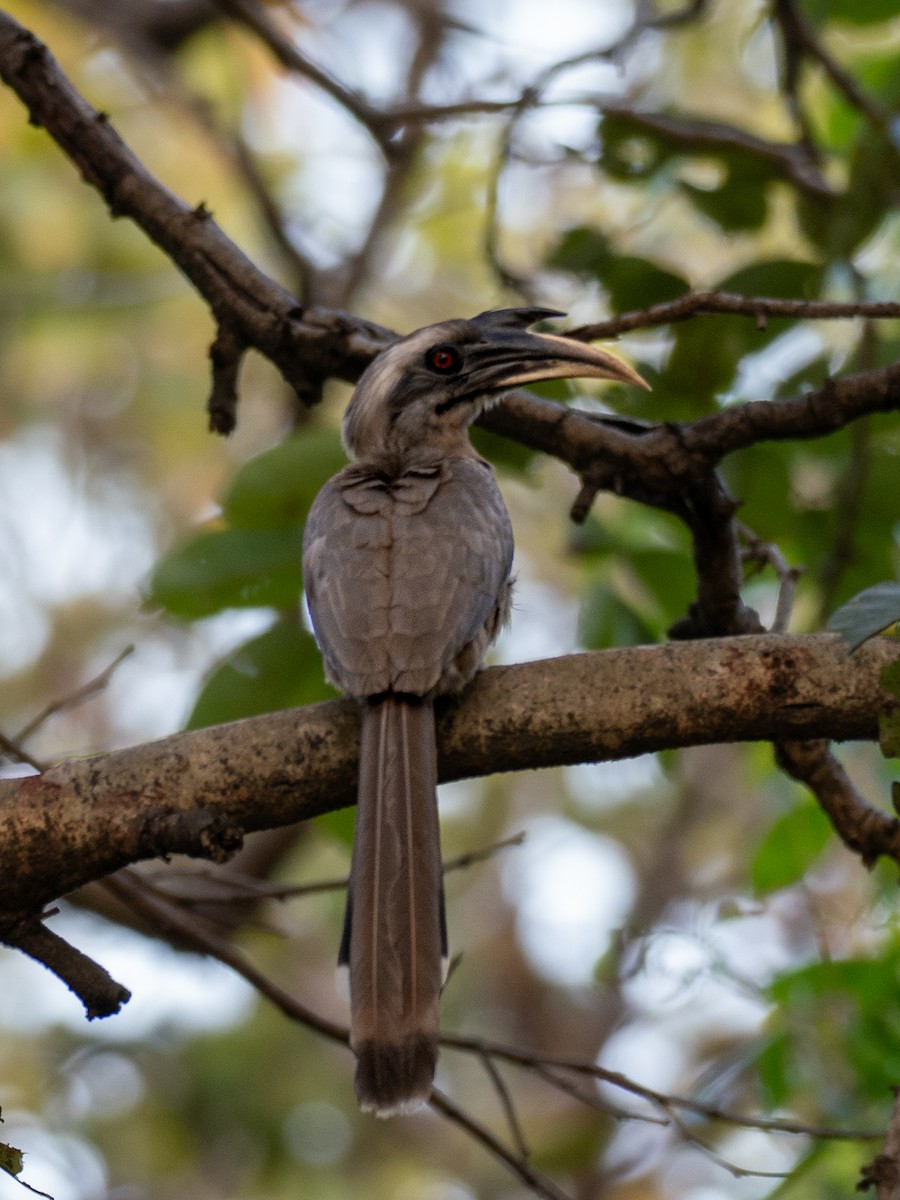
left=426, top=345, right=461, bottom=373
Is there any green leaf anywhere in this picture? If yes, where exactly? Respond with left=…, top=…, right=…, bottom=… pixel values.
left=546, top=225, right=612, bottom=273
left=470, top=424, right=538, bottom=475
left=756, top=1033, right=792, bottom=1108
left=315, top=805, right=357, bottom=848
left=800, top=0, right=900, bottom=23
left=598, top=111, right=674, bottom=180
left=579, top=583, right=656, bottom=649
left=148, top=526, right=304, bottom=618
left=0, top=1141, right=23, bottom=1180
left=827, top=582, right=900, bottom=650
left=186, top=621, right=335, bottom=728
left=750, top=802, right=833, bottom=894
left=629, top=548, right=699, bottom=635
left=718, top=258, right=822, bottom=300
left=769, top=949, right=900, bottom=1100
left=800, top=128, right=900, bottom=256
left=546, top=227, right=688, bottom=312
left=222, top=427, right=346, bottom=531
left=680, top=157, right=771, bottom=233
left=647, top=259, right=824, bottom=416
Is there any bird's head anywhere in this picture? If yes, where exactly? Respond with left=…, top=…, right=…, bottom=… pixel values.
left=342, top=307, right=648, bottom=461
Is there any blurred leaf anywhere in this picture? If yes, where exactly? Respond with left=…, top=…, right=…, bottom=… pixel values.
left=827, top=582, right=900, bottom=649
left=774, top=355, right=831, bottom=399
left=628, top=547, right=698, bottom=634
left=470, top=424, right=538, bottom=475
left=547, top=226, right=688, bottom=311
left=800, top=128, right=900, bottom=256
left=579, top=582, right=656, bottom=649
left=148, top=527, right=304, bottom=618
left=315, top=805, right=357, bottom=848
left=680, top=157, right=771, bottom=232
left=222, top=427, right=346, bottom=531
left=799, top=0, right=900, bottom=23
left=750, top=802, right=833, bottom=894
left=756, top=1033, right=792, bottom=1108
left=186, top=621, right=334, bottom=728
left=646, top=259, right=823, bottom=416
left=720, top=258, right=822, bottom=300
left=0, top=1140, right=23, bottom=1182
left=770, top=949, right=900, bottom=1100
left=598, top=111, right=675, bottom=180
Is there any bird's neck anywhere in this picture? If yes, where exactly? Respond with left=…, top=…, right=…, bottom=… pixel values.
left=351, top=408, right=480, bottom=467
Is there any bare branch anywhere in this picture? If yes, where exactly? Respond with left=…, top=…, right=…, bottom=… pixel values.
left=429, top=1087, right=572, bottom=1200
left=479, top=362, right=900, bottom=511
left=0, top=11, right=393, bottom=402
left=149, top=831, right=526, bottom=905
left=0, top=635, right=895, bottom=917
left=0, top=912, right=130, bottom=1019
left=207, top=321, right=246, bottom=433
left=442, top=1034, right=883, bottom=1141
left=737, top=523, right=804, bottom=634
left=210, top=0, right=392, bottom=154
left=1, top=9, right=895, bottom=495
left=101, top=868, right=882, bottom=1195
left=14, top=645, right=135, bottom=745
left=859, top=1088, right=900, bottom=1197
left=108, top=870, right=571, bottom=1199
left=775, top=740, right=900, bottom=869
left=773, top=0, right=895, bottom=139
left=0, top=732, right=46, bottom=773
left=479, top=1053, right=531, bottom=1161
left=570, top=293, right=900, bottom=341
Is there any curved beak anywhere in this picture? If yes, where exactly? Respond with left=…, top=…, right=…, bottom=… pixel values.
left=465, top=329, right=649, bottom=395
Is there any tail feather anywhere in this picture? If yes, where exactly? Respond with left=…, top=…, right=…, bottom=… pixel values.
left=345, top=695, right=444, bottom=1116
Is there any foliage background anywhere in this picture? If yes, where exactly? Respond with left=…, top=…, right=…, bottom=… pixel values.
left=0, top=0, right=899, bottom=1196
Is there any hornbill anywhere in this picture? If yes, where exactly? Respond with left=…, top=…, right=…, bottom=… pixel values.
left=302, top=308, right=647, bottom=1115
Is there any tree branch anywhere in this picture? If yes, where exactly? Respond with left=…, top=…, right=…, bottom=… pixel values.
left=0, top=912, right=131, bottom=1018
left=570, top=293, right=900, bottom=340
left=1, top=9, right=896, bottom=493
left=0, top=634, right=895, bottom=917
left=0, top=11, right=392, bottom=405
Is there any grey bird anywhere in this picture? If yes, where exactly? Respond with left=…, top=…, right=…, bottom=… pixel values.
left=302, top=308, right=647, bottom=1116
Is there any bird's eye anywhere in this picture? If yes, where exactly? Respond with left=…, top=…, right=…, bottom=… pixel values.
left=425, top=344, right=461, bottom=374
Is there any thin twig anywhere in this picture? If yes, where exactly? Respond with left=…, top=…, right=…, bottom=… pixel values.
left=570, top=294, right=900, bottom=341
left=0, top=912, right=130, bottom=1019
left=737, top=523, right=804, bottom=634
left=14, top=645, right=135, bottom=745
left=428, top=1087, right=573, bottom=1200
left=440, top=1034, right=883, bottom=1141
left=150, top=832, right=526, bottom=905
left=533, top=1063, right=667, bottom=1125
left=774, top=0, right=895, bottom=138
left=210, top=0, right=391, bottom=155
left=102, top=868, right=880, bottom=1200
left=479, top=1052, right=530, bottom=1160
left=0, top=732, right=46, bottom=773
left=660, top=1099, right=793, bottom=1181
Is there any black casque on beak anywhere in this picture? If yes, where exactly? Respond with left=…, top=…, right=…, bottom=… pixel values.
left=461, top=307, right=650, bottom=397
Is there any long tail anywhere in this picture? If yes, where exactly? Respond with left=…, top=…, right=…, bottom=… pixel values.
left=340, top=694, right=446, bottom=1116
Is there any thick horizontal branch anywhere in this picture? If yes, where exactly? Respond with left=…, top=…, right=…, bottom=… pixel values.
left=0, top=635, right=895, bottom=918
left=481, top=361, right=900, bottom=499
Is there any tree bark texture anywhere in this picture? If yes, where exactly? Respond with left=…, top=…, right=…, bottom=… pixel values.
left=0, top=634, right=896, bottom=919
